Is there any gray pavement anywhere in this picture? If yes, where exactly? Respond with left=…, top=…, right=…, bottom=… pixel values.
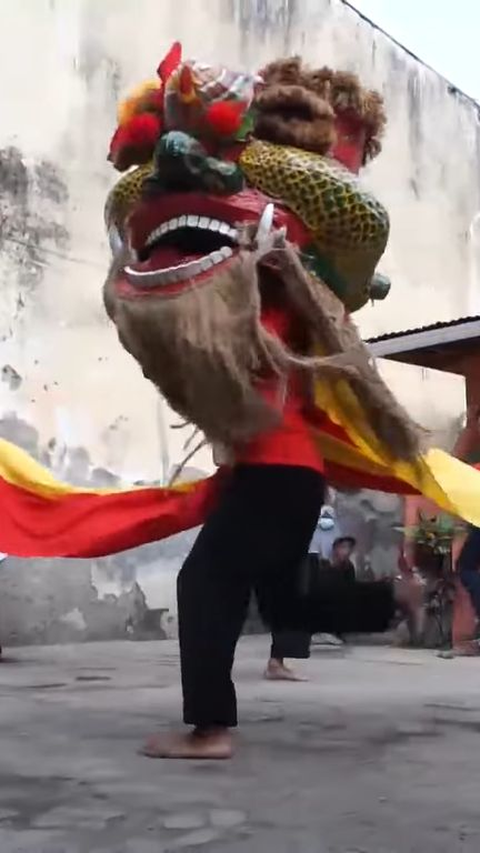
left=0, top=637, right=479, bottom=852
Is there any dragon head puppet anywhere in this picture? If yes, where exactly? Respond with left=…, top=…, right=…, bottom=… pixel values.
left=104, top=43, right=417, bottom=457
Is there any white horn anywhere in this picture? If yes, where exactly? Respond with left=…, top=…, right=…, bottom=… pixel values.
left=108, top=225, right=124, bottom=257
left=256, top=203, right=275, bottom=244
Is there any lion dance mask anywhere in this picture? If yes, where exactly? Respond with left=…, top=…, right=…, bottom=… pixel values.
left=2, top=42, right=480, bottom=558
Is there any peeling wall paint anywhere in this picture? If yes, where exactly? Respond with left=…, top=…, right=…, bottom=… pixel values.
left=0, top=0, right=476, bottom=643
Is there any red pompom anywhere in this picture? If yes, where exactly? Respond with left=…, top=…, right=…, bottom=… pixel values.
left=205, top=101, right=245, bottom=137
left=123, top=113, right=162, bottom=148
left=108, top=113, right=162, bottom=171
left=108, top=126, right=128, bottom=159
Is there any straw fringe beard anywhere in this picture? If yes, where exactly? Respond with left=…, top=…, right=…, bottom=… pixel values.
left=104, top=231, right=423, bottom=460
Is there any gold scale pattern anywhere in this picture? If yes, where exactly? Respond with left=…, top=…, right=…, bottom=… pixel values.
left=240, top=140, right=388, bottom=252
left=241, top=140, right=389, bottom=310
left=105, top=163, right=154, bottom=234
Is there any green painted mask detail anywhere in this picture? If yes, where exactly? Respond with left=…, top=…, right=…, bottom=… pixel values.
left=149, top=130, right=244, bottom=195
left=235, top=107, right=257, bottom=142
left=369, top=273, right=391, bottom=301
left=301, top=247, right=348, bottom=302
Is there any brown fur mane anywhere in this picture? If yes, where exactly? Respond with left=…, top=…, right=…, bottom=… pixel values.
left=254, top=84, right=335, bottom=155
left=256, top=57, right=386, bottom=163
left=105, top=231, right=421, bottom=461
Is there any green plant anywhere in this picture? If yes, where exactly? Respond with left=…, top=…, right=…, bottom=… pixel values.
left=394, top=511, right=465, bottom=555
left=394, top=511, right=465, bottom=649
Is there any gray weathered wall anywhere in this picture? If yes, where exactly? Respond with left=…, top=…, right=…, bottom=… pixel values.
left=0, top=0, right=475, bottom=642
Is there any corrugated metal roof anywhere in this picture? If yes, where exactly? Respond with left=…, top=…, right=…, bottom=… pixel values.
left=367, top=316, right=480, bottom=345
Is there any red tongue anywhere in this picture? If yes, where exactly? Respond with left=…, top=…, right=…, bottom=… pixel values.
left=133, top=244, right=203, bottom=272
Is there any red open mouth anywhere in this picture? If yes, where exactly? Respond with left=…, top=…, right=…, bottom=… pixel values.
left=118, top=189, right=308, bottom=295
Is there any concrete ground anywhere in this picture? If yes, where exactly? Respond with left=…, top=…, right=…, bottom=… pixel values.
left=0, top=638, right=479, bottom=853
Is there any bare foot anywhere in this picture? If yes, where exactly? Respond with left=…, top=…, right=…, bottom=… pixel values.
left=141, top=727, right=234, bottom=760
left=264, top=660, right=307, bottom=682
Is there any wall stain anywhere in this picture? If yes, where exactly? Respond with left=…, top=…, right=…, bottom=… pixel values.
left=1, top=365, right=22, bottom=391
left=226, top=0, right=299, bottom=52
left=0, top=146, right=69, bottom=316
left=0, top=412, right=195, bottom=645
left=0, top=412, right=40, bottom=458
left=33, top=160, right=69, bottom=206
left=77, top=4, right=122, bottom=109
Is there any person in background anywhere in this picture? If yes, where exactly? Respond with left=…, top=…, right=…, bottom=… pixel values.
left=392, top=549, right=426, bottom=646
left=330, top=536, right=357, bottom=583
left=453, top=405, right=480, bottom=635
left=324, top=536, right=356, bottom=643
left=309, top=501, right=339, bottom=560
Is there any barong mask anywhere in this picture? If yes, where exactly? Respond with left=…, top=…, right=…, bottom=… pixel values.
left=104, top=44, right=418, bottom=458
left=4, top=45, right=480, bottom=562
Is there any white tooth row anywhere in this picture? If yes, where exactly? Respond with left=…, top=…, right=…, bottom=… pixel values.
left=125, top=245, right=234, bottom=288
left=145, top=216, right=238, bottom=248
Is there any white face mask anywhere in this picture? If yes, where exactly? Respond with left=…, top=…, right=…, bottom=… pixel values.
left=318, top=505, right=335, bottom=531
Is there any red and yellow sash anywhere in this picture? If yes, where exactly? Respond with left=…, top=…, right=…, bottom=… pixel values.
left=1, top=372, right=480, bottom=558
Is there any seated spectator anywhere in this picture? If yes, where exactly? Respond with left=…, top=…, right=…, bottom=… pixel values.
left=330, top=536, right=357, bottom=583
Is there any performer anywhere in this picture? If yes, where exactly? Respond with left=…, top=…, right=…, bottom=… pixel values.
left=454, top=406, right=480, bottom=633
left=2, top=44, right=480, bottom=757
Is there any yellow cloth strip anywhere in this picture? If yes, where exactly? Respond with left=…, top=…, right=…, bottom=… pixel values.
left=315, top=432, right=396, bottom=478
left=314, top=372, right=480, bottom=526
left=0, top=439, right=195, bottom=500
left=3, top=367, right=480, bottom=527
left=414, top=448, right=480, bottom=523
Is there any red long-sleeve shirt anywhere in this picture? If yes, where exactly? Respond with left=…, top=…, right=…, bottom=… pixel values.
left=234, top=305, right=324, bottom=473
